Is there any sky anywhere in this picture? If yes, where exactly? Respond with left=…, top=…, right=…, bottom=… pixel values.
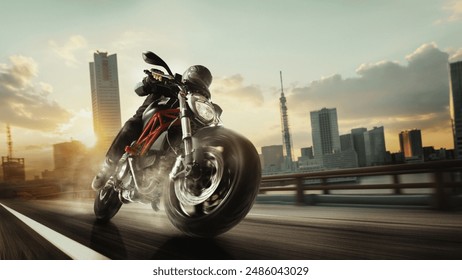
left=1, top=0, right=462, bottom=178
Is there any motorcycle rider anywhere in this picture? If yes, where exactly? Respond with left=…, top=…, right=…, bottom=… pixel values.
left=91, top=65, right=213, bottom=191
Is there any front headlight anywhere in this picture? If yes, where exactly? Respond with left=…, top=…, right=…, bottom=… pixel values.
left=187, top=93, right=217, bottom=125
left=195, top=100, right=215, bottom=123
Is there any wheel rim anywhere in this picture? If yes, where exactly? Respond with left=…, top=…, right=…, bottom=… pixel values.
left=173, top=146, right=230, bottom=216
left=98, top=178, right=115, bottom=203
left=99, top=187, right=109, bottom=201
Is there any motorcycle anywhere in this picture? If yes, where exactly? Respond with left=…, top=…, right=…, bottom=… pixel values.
left=93, top=51, right=261, bottom=237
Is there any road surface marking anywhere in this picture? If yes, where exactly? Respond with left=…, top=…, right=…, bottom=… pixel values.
left=0, top=203, right=110, bottom=260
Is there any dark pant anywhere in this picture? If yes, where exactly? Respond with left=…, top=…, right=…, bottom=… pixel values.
left=105, top=94, right=158, bottom=163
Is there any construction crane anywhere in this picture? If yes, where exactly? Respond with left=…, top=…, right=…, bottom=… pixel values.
left=2, top=124, right=26, bottom=182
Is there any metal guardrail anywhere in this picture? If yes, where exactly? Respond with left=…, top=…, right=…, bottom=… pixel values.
left=5, top=160, right=461, bottom=210
left=259, top=160, right=462, bottom=210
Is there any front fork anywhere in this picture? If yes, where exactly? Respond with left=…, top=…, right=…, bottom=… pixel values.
left=170, top=92, right=201, bottom=180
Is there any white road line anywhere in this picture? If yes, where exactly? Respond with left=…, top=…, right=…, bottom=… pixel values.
left=0, top=203, right=110, bottom=260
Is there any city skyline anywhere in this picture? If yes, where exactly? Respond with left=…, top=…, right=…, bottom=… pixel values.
left=1, top=1, right=462, bottom=178
left=262, top=105, right=447, bottom=173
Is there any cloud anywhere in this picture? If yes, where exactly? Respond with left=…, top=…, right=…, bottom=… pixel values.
left=49, top=35, right=88, bottom=66
left=288, top=43, right=451, bottom=135
left=445, top=0, right=462, bottom=21
left=435, top=0, right=462, bottom=23
left=211, top=74, right=264, bottom=106
left=0, top=55, right=72, bottom=131
left=0, top=55, right=38, bottom=88
left=25, top=144, right=50, bottom=151
left=449, top=47, right=462, bottom=62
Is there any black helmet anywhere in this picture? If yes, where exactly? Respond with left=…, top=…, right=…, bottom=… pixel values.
left=182, top=65, right=212, bottom=97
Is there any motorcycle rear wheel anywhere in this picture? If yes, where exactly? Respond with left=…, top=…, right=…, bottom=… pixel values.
left=164, top=127, right=261, bottom=237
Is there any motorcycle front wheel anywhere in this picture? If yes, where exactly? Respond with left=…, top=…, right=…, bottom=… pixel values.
left=164, top=126, right=261, bottom=238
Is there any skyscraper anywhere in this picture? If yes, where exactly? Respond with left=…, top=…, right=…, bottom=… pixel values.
left=449, top=60, right=462, bottom=159
left=307, top=107, right=358, bottom=170
left=351, top=128, right=367, bottom=167
left=89, top=51, right=122, bottom=150
left=310, top=107, right=341, bottom=158
left=300, top=147, right=314, bottom=159
left=364, top=126, right=387, bottom=166
left=261, top=145, right=284, bottom=174
left=399, top=129, right=423, bottom=161
left=340, top=133, right=354, bottom=151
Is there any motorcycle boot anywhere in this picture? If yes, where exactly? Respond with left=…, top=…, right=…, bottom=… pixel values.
left=91, top=158, right=116, bottom=191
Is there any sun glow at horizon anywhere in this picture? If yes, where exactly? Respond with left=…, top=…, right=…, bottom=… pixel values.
left=76, top=132, right=97, bottom=149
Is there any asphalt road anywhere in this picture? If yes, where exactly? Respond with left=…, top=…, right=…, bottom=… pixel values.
left=0, top=198, right=461, bottom=260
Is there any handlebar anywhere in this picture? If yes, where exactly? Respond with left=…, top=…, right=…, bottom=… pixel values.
left=145, top=69, right=186, bottom=95
left=145, top=69, right=174, bottom=82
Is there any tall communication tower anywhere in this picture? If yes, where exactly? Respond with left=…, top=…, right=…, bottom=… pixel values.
left=279, top=71, right=294, bottom=170
left=6, top=124, right=13, bottom=158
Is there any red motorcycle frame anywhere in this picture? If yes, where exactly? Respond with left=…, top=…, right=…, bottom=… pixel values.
left=125, top=108, right=180, bottom=157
